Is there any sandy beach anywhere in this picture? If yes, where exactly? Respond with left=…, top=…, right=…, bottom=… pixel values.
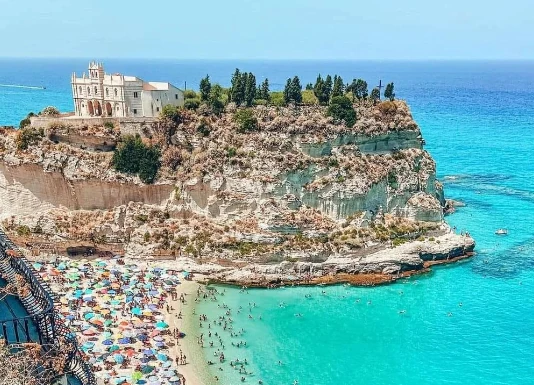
left=163, top=278, right=212, bottom=385
left=28, top=255, right=214, bottom=385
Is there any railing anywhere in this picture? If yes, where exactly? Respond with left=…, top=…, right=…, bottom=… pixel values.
left=0, top=228, right=96, bottom=385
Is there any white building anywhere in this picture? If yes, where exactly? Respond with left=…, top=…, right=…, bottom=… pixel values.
left=71, top=62, right=184, bottom=118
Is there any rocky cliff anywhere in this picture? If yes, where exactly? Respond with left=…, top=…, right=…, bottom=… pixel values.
left=0, top=100, right=474, bottom=284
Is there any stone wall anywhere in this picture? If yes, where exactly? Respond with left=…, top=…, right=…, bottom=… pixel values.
left=30, top=116, right=156, bottom=136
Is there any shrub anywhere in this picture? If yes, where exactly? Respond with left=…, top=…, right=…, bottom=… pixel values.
left=19, top=112, right=35, bottom=129
left=270, top=92, right=285, bottom=106
left=161, top=104, right=183, bottom=123
left=135, top=214, right=148, bottom=223
left=327, top=96, right=357, bottom=127
left=253, top=99, right=268, bottom=106
left=16, top=225, right=31, bottom=236
left=41, top=106, right=60, bottom=116
left=196, top=119, right=211, bottom=137
left=226, top=147, right=237, bottom=158
left=112, top=134, right=161, bottom=184
left=104, top=121, right=115, bottom=130
left=378, top=101, right=397, bottom=115
left=16, top=127, right=44, bottom=150
left=301, top=90, right=319, bottom=105
left=184, top=98, right=200, bottom=111
left=210, top=98, right=225, bottom=116
left=233, top=109, right=258, bottom=132
left=183, top=90, right=197, bottom=99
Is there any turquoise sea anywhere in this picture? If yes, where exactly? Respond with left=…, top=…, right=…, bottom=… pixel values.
left=2, top=59, right=534, bottom=384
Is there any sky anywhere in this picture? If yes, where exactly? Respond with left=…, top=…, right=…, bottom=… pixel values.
left=1, top=0, right=533, bottom=60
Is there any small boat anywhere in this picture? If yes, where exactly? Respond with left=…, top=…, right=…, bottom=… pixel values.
left=495, top=228, right=508, bottom=235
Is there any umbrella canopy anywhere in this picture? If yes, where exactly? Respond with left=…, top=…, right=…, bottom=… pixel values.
left=102, top=339, right=114, bottom=346
left=155, top=321, right=168, bottom=329
left=114, top=354, right=124, bottom=364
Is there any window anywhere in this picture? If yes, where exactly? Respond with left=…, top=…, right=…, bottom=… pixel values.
left=87, top=87, right=90, bottom=95
left=133, top=92, right=139, bottom=98
left=116, top=106, right=120, bottom=111
left=106, top=88, right=109, bottom=96
left=94, top=86, right=98, bottom=94
left=79, top=86, right=82, bottom=94
left=156, top=98, right=159, bottom=101
left=133, top=109, right=137, bottom=114
left=175, top=94, right=178, bottom=99
left=114, top=88, right=118, bottom=97
left=156, top=107, right=160, bottom=112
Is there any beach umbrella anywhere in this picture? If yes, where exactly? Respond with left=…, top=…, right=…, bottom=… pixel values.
left=143, top=348, right=155, bottom=356
left=137, top=334, right=148, bottom=341
left=161, top=361, right=172, bottom=368
left=132, top=307, right=142, bottom=316
left=118, top=337, right=131, bottom=344
left=132, top=371, right=143, bottom=382
left=104, top=319, right=113, bottom=327
left=32, top=262, right=42, bottom=270
left=155, top=342, right=165, bottom=348
left=82, top=342, right=95, bottom=350
left=114, top=377, right=127, bottom=384
left=155, top=321, right=168, bottom=329
left=152, top=336, right=164, bottom=342
left=114, top=354, right=125, bottom=364
left=57, top=263, right=67, bottom=270
left=82, top=329, right=97, bottom=336
left=169, top=376, right=180, bottom=382
left=84, top=312, right=95, bottom=320
left=109, top=344, right=120, bottom=352
left=141, top=365, right=155, bottom=374
left=65, top=314, right=75, bottom=320
left=102, top=339, right=114, bottom=346
left=156, top=353, right=167, bottom=362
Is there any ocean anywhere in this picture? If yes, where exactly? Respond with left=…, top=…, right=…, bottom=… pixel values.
left=2, top=59, right=534, bottom=384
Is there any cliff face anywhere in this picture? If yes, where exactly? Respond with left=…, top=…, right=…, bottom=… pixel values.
left=0, top=100, right=473, bottom=283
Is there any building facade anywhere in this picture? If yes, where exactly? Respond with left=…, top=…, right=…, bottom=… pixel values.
left=71, top=62, right=184, bottom=118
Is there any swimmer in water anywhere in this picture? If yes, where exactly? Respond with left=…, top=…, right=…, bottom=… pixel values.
left=398, top=310, right=406, bottom=314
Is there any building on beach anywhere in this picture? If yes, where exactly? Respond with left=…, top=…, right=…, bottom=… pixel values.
left=71, top=62, right=184, bottom=118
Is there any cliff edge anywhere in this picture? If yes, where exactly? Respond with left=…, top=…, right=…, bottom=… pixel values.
left=0, top=99, right=474, bottom=285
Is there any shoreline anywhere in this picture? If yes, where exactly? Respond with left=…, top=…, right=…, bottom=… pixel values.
left=164, top=278, right=213, bottom=385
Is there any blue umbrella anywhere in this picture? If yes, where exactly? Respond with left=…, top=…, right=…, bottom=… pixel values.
left=141, top=365, right=154, bottom=374
left=118, top=337, right=131, bottom=344
left=84, top=312, right=95, bottom=320
left=157, top=353, right=168, bottom=362
left=137, top=334, right=148, bottom=341
left=82, top=342, right=95, bottom=350
left=108, top=290, right=117, bottom=295
left=148, top=290, right=159, bottom=296
left=109, top=345, right=120, bottom=352
left=155, top=342, right=165, bottom=347
left=155, top=321, right=168, bottom=329
left=113, top=354, right=124, bottom=364
left=102, top=339, right=114, bottom=346
left=143, top=349, right=154, bottom=356
left=140, top=357, right=150, bottom=364
left=65, top=315, right=75, bottom=320
left=132, top=307, right=142, bottom=316
left=57, top=263, right=67, bottom=270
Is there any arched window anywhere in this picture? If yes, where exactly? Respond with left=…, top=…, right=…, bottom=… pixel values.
left=87, top=87, right=91, bottom=95
left=106, top=88, right=109, bottom=97
left=94, top=86, right=98, bottom=95
left=78, top=86, right=82, bottom=94
left=114, top=88, right=118, bottom=97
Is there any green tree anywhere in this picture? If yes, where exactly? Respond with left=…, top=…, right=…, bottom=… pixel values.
left=331, top=75, right=344, bottom=98
left=305, top=83, right=314, bottom=90
left=347, top=79, right=368, bottom=100
left=283, top=78, right=292, bottom=105
left=260, top=78, right=270, bottom=101
left=324, top=75, right=333, bottom=99
left=244, top=73, right=257, bottom=107
left=209, top=84, right=225, bottom=115
left=384, top=82, right=395, bottom=101
left=112, top=135, right=161, bottom=184
left=370, top=87, right=381, bottom=104
left=138, top=145, right=161, bottom=184
left=199, top=75, right=211, bottom=102
left=230, top=68, right=242, bottom=104
left=313, top=74, right=329, bottom=105
left=233, top=109, right=258, bottom=132
left=327, top=96, right=357, bottom=127
left=290, top=76, right=302, bottom=104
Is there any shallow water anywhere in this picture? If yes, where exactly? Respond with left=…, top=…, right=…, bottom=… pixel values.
left=2, top=59, right=534, bottom=384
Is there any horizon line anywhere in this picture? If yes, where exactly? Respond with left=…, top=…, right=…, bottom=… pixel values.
left=1, top=57, right=534, bottom=62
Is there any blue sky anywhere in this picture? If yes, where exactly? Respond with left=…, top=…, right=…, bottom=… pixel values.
left=2, top=0, right=533, bottom=59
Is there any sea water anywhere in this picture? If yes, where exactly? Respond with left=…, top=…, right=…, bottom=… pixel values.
left=1, top=59, right=534, bottom=384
